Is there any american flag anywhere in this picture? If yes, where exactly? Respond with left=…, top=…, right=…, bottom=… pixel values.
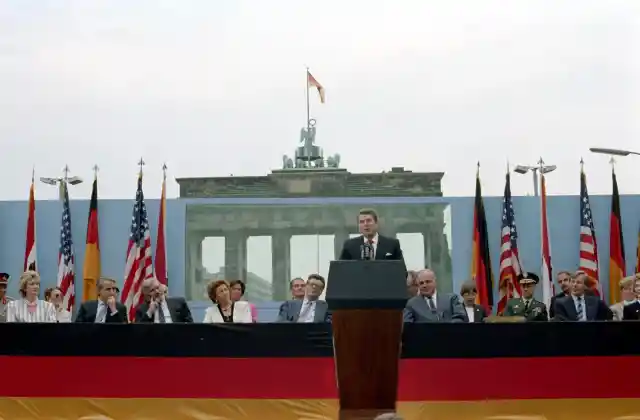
left=497, top=172, right=522, bottom=314
left=121, top=173, right=153, bottom=321
left=579, top=166, right=601, bottom=294
left=57, top=182, right=76, bottom=311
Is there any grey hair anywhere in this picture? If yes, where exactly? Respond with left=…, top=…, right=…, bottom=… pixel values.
left=141, top=277, right=158, bottom=294
left=374, top=414, right=403, bottom=420
left=97, top=277, right=117, bottom=291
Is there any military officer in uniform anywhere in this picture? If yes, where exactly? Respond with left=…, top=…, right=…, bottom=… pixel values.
left=503, top=272, right=548, bottom=321
left=0, top=273, right=15, bottom=323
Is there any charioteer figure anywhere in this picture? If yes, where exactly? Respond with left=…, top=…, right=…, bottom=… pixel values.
left=0, top=273, right=15, bottom=323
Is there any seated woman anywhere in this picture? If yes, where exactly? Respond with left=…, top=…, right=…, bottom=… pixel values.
left=44, top=286, right=72, bottom=323
left=203, top=280, right=252, bottom=324
left=6, top=271, right=56, bottom=323
left=229, top=280, right=258, bottom=322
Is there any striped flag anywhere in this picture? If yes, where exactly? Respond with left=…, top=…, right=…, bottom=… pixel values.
left=578, top=163, right=601, bottom=296
left=608, top=167, right=625, bottom=304
left=470, top=166, right=494, bottom=311
left=24, top=172, right=37, bottom=272
left=82, top=174, right=101, bottom=301
left=540, top=171, right=554, bottom=313
left=154, top=167, right=167, bottom=285
left=497, top=170, right=522, bottom=315
left=121, top=172, right=153, bottom=321
left=57, top=182, right=76, bottom=311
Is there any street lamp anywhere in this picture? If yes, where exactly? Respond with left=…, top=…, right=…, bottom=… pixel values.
left=513, top=161, right=556, bottom=196
left=40, top=165, right=83, bottom=200
left=589, top=147, right=640, bottom=157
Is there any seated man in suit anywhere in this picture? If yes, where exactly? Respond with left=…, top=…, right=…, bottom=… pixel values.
left=404, top=269, right=465, bottom=323
left=459, top=280, right=487, bottom=323
left=134, top=277, right=193, bottom=323
left=339, top=208, right=404, bottom=261
left=554, top=271, right=613, bottom=322
left=75, top=277, right=128, bottom=323
left=503, top=273, right=548, bottom=321
left=277, top=274, right=331, bottom=323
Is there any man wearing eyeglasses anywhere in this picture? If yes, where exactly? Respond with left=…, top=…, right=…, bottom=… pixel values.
left=276, top=274, right=331, bottom=323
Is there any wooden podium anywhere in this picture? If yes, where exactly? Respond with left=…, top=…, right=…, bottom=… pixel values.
left=326, top=260, right=407, bottom=420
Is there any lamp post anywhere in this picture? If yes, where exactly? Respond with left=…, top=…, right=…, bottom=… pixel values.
left=513, top=161, right=556, bottom=196
left=40, top=165, right=83, bottom=200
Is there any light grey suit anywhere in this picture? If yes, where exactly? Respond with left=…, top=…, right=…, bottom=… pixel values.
left=276, top=299, right=331, bottom=323
left=403, top=293, right=465, bottom=323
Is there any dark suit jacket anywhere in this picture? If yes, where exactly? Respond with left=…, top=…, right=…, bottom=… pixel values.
left=461, top=304, right=487, bottom=323
left=339, top=235, right=404, bottom=261
left=549, top=292, right=568, bottom=319
left=403, top=293, right=466, bottom=323
left=554, top=295, right=613, bottom=321
left=134, top=297, right=193, bottom=323
left=74, top=300, right=128, bottom=323
left=623, top=301, right=640, bottom=320
left=504, top=298, right=548, bottom=321
left=276, top=299, right=331, bottom=323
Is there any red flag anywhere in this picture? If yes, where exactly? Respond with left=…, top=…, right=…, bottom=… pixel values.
left=154, top=168, right=167, bottom=285
left=470, top=166, right=494, bottom=311
left=540, top=172, right=554, bottom=312
left=121, top=172, right=153, bottom=321
left=307, top=71, right=325, bottom=104
left=24, top=172, right=37, bottom=272
left=608, top=167, right=625, bottom=304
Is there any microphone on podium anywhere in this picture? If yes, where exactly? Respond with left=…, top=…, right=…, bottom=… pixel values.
left=360, top=243, right=373, bottom=260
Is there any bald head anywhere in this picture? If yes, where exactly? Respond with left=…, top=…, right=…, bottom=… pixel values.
left=416, top=269, right=437, bottom=296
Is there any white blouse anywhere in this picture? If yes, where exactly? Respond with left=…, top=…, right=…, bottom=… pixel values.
left=203, top=301, right=252, bottom=324
left=6, top=299, right=57, bottom=323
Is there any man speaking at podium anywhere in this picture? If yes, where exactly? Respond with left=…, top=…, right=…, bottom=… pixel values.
left=339, top=208, right=404, bottom=261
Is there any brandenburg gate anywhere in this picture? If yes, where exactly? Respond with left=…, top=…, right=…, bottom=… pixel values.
left=176, top=123, right=451, bottom=301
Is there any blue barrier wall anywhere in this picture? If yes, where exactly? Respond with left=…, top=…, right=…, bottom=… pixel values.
left=1, top=194, right=639, bottom=321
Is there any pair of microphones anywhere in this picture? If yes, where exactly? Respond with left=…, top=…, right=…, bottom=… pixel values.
left=359, top=243, right=374, bottom=260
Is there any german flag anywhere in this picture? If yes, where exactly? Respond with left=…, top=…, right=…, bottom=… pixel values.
left=1, top=323, right=640, bottom=420
left=471, top=165, right=494, bottom=311
left=82, top=174, right=100, bottom=301
left=608, top=167, right=625, bottom=304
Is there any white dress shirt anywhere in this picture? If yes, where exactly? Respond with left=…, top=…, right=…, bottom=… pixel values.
left=424, top=292, right=437, bottom=310
left=6, top=299, right=57, bottom=323
left=153, top=300, right=173, bottom=323
left=465, top=306, right=474, bottom=322
left=572, top=295, right=588, bottom=321
left=297, top=299, right=317, bottom=323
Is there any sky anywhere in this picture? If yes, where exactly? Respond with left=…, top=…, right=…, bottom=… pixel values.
left=2, top=1, right=640, bottom=292
left=1, top=0, right=640, bottom=202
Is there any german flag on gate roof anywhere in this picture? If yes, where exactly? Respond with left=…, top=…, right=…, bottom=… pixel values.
left=471, top=164, right=494, bottom=311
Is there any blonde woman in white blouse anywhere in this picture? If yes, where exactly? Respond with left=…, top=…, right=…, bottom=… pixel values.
left=6, top=271, right=57, bottom=323
left=203, top=280, right=252, bottom=324
left=44, top=286, right=71, bottom=323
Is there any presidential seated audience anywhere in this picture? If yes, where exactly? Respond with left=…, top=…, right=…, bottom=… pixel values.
left=406, top=270, right=418, bottom=298
left=289, top=277, right=306, bottom=300
left=277, top=274, right=331, bottom=323
left=403, top=269, right=465, bottom=323
left=203, top=280, right=253, bottom=323
left=459, top=281, right=486, bottom=323
left=229, top=280, right=257, bottom=322
left=6, top=271, right=57, bottom=323
left=135, top=277, right=193, bottom=323
left=610, top=275, right=638, bottom=321
left=503, top=273, right=548, bottom=321
left=44, top=286, right=71, bottom=323
left=75, top=277, right=128, bottom=323
left=0, top=273, right=13, bottom=323
left=554, top=271, right=613, bottom=322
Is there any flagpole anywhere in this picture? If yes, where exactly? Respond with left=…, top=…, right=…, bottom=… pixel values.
left=305, top=66, right=310, bottom=131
